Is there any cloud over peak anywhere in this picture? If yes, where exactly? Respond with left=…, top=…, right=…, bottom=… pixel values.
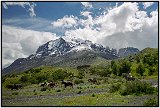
left=51, top=15, right=78, bottom=28
left=2, top=25, right=58, bottom=68
left=57, top=2, right=158, bottom=50
left=2, top=2, right=158, bottom=68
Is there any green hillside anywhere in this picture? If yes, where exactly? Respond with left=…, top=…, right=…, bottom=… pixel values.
left=2, top=48, right=158, bottom=86
left=2, top=48, right=158, bottom=106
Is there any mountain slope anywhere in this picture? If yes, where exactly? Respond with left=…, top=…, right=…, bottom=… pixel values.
left=2, top=38, right=139, bottom=75
left=118, top=47, right=139, bottom=57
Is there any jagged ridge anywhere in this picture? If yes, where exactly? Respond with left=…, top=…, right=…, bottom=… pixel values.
left=2, top=37, right=139, bottom=75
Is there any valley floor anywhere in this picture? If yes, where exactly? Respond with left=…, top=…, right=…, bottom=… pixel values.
left=2, top=78, right=158, bottom=106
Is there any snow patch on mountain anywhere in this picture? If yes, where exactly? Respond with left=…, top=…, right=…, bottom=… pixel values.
left=69, top=44, right=92, bottom=52
left=27, top=37, right=139, bottom=60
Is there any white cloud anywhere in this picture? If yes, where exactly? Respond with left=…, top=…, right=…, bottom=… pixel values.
left=2, top=2, right=158, bottom=68
left=103, top=2, right=138, bottom=32
left=81, top=2, right=93, bottom=9
left=143, top=2, right=154, bottom=9
left=65, top=26, right=98, bottom=43
left=2, top=2, right=36, bottom=17
left=2, top=25, right=58, bottom=68
left=51, top=15, right=78, bottom=28
left=63, top=2, right=158, bottom=50
left=81, top=11, right=92, bottom=17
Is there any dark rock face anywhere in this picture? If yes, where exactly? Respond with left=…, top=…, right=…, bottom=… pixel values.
left=118, top=47, right=139, bottom=57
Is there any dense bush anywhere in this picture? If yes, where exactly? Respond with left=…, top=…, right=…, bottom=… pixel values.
left=20, top=75, right=30, bottom=83
left=29, top=68, right=42, bottom=73
left=136, top=63, right=145, bottom=76
left=17, top=68, right=75, bottom=84
left=143, top=97, right=158, bottom=106
left=118, top=61, right=131, bottom=76
left=35, top=74, right=48, bottom=83
left=148, top=67, right=156, bottom=76
left=120, top=80, right=155, bottom=95
left=56, top=89, right=61, bottom=92
left=111, top=61, right=118, bottom=75
left=109, top=82, right=121, bottom=93
left=52, top=69, right=69, bottom=81
left=77, top=71, right=85, bottom=79
left=89, top=65, right=111, bottom=77
left=143, top=54, right=155, bottom=66
left=91, top=93, right=96, bottom=97
left=100, top=67, right=112, bottom=77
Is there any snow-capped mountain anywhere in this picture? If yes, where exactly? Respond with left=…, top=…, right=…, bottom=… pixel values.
left=2, top=37, right=139, bottom=75
left=35, top=37, right=72, bottom=57
left=29, top=37, right=118, bottom=59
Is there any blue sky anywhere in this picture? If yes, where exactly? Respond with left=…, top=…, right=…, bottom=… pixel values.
left=2, top=2, right=158, bottom=35
left=2, top=2, right=158, bottom=18
left=2, top=2, right=158, bottom=68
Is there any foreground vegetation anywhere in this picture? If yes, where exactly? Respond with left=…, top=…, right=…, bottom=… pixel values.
left=2, top=48, right=158, bottom=106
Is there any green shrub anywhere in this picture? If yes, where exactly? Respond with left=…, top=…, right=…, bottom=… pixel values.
left=10, top=74, right=16, bottom=78
left=111, top=60, right=118, bottom=75
left=143, top=54, right=155, bottom=66
left=77, top=71, right=85, bottom=79
left=143, top=98, right=158, bottom=106
left=118, top=61, right=131, bottom=76
left=52, top=69, right=69, bottom=81
left=120, top=80, right=154, bottom=95
left=29, top=68, right=42, bottom=73
left=148, top=67, right=156, bottom=76
left=29, top=77, right=39, bottom=84
left=89, top=66, right=111, bottom=77
left=74, top=79, right=84, bottom=84
left=56, top=89, right=61, bottom=92
left=91, top=93, right=95, bottom=97
left=36, top=74, right=47, bottom=83
left=20, top=75, right=30, bottom=83
left=109, top=82, right=121, bottom=93
left=136, top=63, right=145, bottom=76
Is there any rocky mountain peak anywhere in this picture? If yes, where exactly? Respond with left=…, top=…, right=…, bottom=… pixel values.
left=2, top=37, right=140, bottom=75
left=118, top=47, right=139, bottom=57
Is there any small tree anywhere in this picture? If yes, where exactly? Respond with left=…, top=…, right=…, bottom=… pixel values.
left=143, top=54, right=154, bottom=66
left=77, top=71, right=85, bottom=79
left=148, top=67, right=156, bottom=76
left=135, top=56, right=140, bottom=63
left=99, top=67, right=111, bottom=77
left=136, top=63, right=145, bottom=76
left=52, top=69, right=68, bottom=81
left=111, top=60, right=118, bottom=75
left=118, top=61, right=131, bottom=76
